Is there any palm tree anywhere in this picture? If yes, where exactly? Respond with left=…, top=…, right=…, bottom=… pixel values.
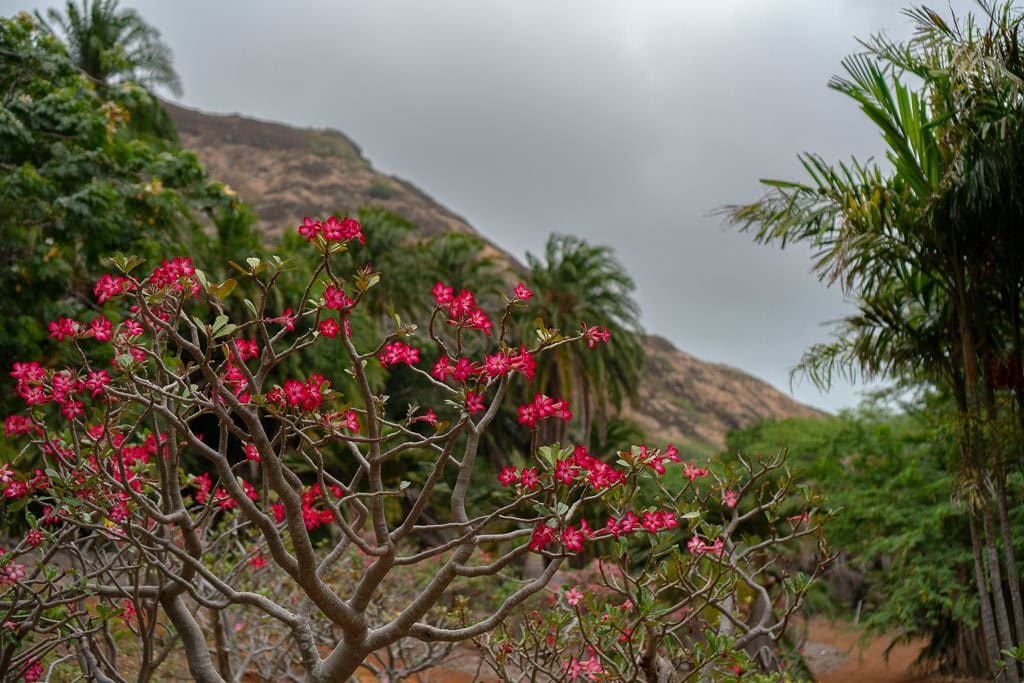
left=524, top=234, right=646, bottom=449
left=37, top=0, right=182, bottom=96
left=726, top=5, right=1024, bottom=677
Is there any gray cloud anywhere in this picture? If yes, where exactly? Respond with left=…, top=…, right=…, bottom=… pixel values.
left=2, top=0, right=981, bottom=411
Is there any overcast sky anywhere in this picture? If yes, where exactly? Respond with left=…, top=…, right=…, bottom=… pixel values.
left=5, top=0, right=983, bottom=412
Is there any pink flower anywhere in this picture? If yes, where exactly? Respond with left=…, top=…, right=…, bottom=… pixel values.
left=467, top=308, right=493, bottom=335
left=564, top=656, right=603, bottom=681
left=432, top=357, right=452, bottom=381
left=451, top=357, right=481, bottom=381
left=561, top=526, right=585, bottom=551
left=554, top=459, right=579, bottom=485
left=683, top=462, right=709, bottom=481
left=509, top=346, right=536, bottom=381
left=0, top=562, right=26, bottom=584
left=60, top=400, right=84, bottom=421
left=432, top=281, right=454, bottom=305
left=687, top=535, right=704, bottom=554
left=722, top=489, right=738, bottom=509
left=94, top=274, right=132, bottom=302
left=448, top=289, right=476, bottom=318
left=150, top=257, right=198, bottom=294
left=519, top=467, right=539, bottom=490
left=788, top=511, right=810, bottom=525
left=379, top=341, right=419, bottom=367
left=340, top=410, right=359, bottom=432
left=580, top=322, right=611, bottom=348
left=513, top=283, right=533, bottom=300
left=83, top=370, right=110, bottom=397
left=4, top=415, right=33, bottom=438
left=22, top=659, right=43, bottom=682
left=271, top=503, right=285, bottom=523
left=90, top=315, right=113, bottom=341
left=244, top=444, right=261, bottom=462
left=48, top=318, right=81, bottom=341
left=414, top=408, right=438, bottom=426
left=498, top=466, right=519, bottom=487
left=298, top=216, right=321, bottom=241
left=323, top=285, right=351, bottom=310
left=234, top=338, right=259, bottom=361
left=465, top=392, right=485, bottom=414
left=565, top=586, right=584, bottom=606
left=483, top=352, right=511, bottom=377
left=528, top=524, right=555, bottom=552
left=10, top=362, right=45, bottom=384
left=250, top=554, right=267, bottom=568
left=268, top=308, right=296, bottom=332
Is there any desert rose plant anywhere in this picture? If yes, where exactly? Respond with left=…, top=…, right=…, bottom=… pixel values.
left=0, top=215, right=826, bottom=682
left=477, top=448, right=831, bottom=681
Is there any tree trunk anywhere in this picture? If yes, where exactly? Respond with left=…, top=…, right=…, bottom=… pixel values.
left=997, top=469, right=1024, bottom=647
left=162, top=594, right=226, bottom=683
left=984, top=505, right=1022, bottom=683
left=970, top=509, right=1005, bottom=681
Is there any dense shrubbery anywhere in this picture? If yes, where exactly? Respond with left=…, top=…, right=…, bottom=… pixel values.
left=730, top=3, right=1024, bottom=677
left=725, top=396, right=1022, bottom=675
left=0, top=216, right=827, bottom=681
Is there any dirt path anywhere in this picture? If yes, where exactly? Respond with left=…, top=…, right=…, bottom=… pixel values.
left=354, top=619, right=981, bottom=682
left=803, top=618, right=975, bottom=683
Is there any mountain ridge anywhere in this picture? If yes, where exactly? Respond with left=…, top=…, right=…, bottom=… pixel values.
left=165, top=101, right=825, bottom=451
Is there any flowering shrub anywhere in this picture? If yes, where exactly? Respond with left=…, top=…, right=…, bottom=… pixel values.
left=477, top=449, right=830, bottom=681
left=0, top=213, right=827, bottom=682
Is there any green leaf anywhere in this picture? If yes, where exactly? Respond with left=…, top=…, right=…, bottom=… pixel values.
left=209, top=279, right=237, bottom=298
left=212, top=323, right=237, bottom=339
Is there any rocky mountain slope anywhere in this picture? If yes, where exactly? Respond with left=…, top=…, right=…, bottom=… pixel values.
left=166, top=103, right=824, bottom=451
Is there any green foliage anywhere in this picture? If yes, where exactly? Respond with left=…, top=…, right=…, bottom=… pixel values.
left=725, top=397, right=1022, bottom=672
left=367, top=177, right=399, bottom=200
left=524, top=234, right=646, bottom=447
left=36, top=0, right=183, bottom=96
left=0, top=12, right=257, bottom=412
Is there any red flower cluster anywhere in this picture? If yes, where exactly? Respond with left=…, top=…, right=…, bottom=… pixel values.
left=21, top=659, right=42, bottom=682
left=150, top=257, right=199, bottom=296
left=564, top=653, right=603, bottom=680
left=569, top=446, right=625, bottom=491
left=233, top=338, right=259, bottom=361
left=93, top=274, right=134, bottom=303
left=265, top=375, right=331, bottom=412
left=433, top=282, right=493, bottom=336
left=517, top=394, right=572, bottom=428
left=298, top=483, right=341, bottom=530
left=379, top=341, right=420, bottom=367
left=3, top=415, right=33, bottom=438
left=498, top=466, right=540, bottom=490
left=298, top=215, right=365, bottom=244
left=323, top=285, right=353, bottom=311
left=635, top=444, right=681, bottom=475
left=47, top=318, right=81, bottom=341
left=9, top=362, right=110, bottom=421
